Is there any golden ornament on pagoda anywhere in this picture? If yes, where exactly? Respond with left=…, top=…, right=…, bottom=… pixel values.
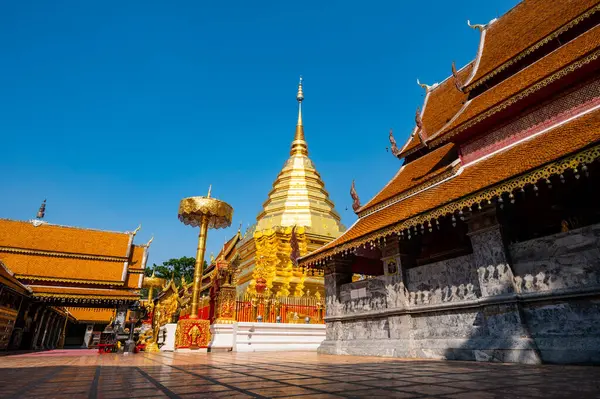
left=176, top=186, right=233, bottom=349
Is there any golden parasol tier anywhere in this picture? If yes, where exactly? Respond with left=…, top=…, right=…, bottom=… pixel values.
left=178, top=187, right=233, bottom=320
left=142, top=271, right=166, bottom=303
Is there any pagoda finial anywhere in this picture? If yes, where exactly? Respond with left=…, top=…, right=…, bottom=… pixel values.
left=291, top=76, right=308, bottom=157
left=297, top=76, right=304, bottom=127
left=207, top=185, right=212, bottom=198
left=36, top=199, right=46, bottom=219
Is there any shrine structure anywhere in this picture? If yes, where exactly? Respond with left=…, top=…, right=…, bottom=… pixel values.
left=300, top=0, right=600, bottom=364
left=0, top=207, right=149, bottom=350
left=204, top=78, right=345, bottom=298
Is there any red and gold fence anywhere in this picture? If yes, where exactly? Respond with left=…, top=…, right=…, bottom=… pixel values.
left=235, top=293, right=325, bottom=324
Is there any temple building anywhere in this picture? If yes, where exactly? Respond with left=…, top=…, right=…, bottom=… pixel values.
left=0, top=209, right=149, bottom=350
left=300, top=0, right=600, bottom=364
left=204, top=78, right=345, bottom=297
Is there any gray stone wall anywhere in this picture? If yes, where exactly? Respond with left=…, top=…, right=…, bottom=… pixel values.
left=509, top=224, right=600, bottom=293
left=509, top=224, right=600, bottom=363
left=320, top=223, right=600, bottom=364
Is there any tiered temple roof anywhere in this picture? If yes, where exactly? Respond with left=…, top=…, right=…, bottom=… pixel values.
left=463, top=0, right=599, bottom=91
left=0, top=218, right=149, bottom=306
left=300, top=0, right=600, bottom=266
left=200, top=230, right=241, bottom=292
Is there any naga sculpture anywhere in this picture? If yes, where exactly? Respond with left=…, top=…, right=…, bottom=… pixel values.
left=388, top=128, right=401, bottom=157
left=350, top=180, right=361, bottom=212
left=416, top=79, right=438, bottom=92
left=467, top=20, right=486, bottom=32
left=451, top=61, right=464, bottom=93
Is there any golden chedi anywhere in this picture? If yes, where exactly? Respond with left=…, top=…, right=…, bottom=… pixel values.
left=230, top=77, right=345, bottom=297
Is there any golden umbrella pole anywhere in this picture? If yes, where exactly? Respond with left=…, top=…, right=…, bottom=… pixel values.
left=176, top=186, right=233, bottom=350
left=190, top=214, right=209, bottom=319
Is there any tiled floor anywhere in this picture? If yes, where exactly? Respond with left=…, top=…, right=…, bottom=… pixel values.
left=1, top=350, right=599, bottom=398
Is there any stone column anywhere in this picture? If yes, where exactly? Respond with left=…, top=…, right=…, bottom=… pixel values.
left=81, top=324, right=94, bottom=348
left=115, top=304, right=128, bottom=333
left=468, top=209, right=516, bottom=297
left=50, top=318, right=63, bottom=349
left=57, top=315, right=68, bottom=349
left=318, top=258, right=352, bottom=355
left=41, top=313, right=56, bottom=349
left=49, top=323, right=59, bottom=349
left=46, top=319, right=56, bottom=349
left=323, top=258, right=353, bottom=310
left=32, top=309, right=48, bottom=350
left=467, top=208, right=541, bottom=364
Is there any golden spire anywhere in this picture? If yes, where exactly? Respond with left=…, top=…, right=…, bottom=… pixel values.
left=207, top=185, right=212, bottom=198
left=291, top=76, right=308, bottom=156
left=256, top=76, right=345, bottom=237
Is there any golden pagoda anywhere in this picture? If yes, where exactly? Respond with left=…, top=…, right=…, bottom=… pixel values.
left=213, top=77, right=345, bottom=297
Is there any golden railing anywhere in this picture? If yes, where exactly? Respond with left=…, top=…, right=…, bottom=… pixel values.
left=235, top=293, right=325, bottom=324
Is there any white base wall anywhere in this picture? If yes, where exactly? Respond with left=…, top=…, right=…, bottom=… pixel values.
left=189, top=322, right=326, bottom=353
left=209, top=324, right=236, bottom=351
left=160, top=323, right=177, bottom=352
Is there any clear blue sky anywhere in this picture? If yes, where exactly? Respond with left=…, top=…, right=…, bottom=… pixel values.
left=0, top=0, right=519, bottom=266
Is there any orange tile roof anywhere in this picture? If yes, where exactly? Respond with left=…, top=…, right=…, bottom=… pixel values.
left=429, top=24, right=600, bottom=146
left=397, top=64, right=472, bottom=159
left=397, top=130, right=424, bottom=158
left=420, top=64, right=472, bottom=137
left=0, top=252, right=126, bottom=283
left=0, top=219, right=130, bottom=258
left=129, top=245, right=144, bottom=268
left=302, top=107, right=600, bottom=263
left=125, top=245, right=147, bottom=289
left=466, top=0, right=599, bottom=89
left=66, top=307, right=116, bottom=323
left=0, top=261, right=30, bottom=295
left=125, top=273, right=142, bottom=289
left=360, top=143, right=458, bottom=212
left=218, top=232, right=241, bottom=260
left=29, top=285, right=139, bottom=299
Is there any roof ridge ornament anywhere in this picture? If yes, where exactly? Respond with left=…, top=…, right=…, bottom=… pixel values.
left=467, top=18, right=497, bottom=32
left=416, top=79, right=438, bottom=92
left=145, top=236, right=154, bottom=247
left=131, top=224, right=142, bottom=236
left=415, top=107, right=426, bottom=143
left=451, top=61, right=465, bottom=93
left=36, top=199, right=46, bottom=219
left=467, top=20, right=486, bottom=32
left=350, top=180, right=361, bottom=213
left=388, top=128, right=401, bottom=157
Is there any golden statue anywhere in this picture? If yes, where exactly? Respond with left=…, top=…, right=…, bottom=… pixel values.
left=189, top=325, right=201, bottom=347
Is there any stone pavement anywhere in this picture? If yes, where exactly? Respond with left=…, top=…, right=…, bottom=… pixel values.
left=1, top=350, right=599, bottom=399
